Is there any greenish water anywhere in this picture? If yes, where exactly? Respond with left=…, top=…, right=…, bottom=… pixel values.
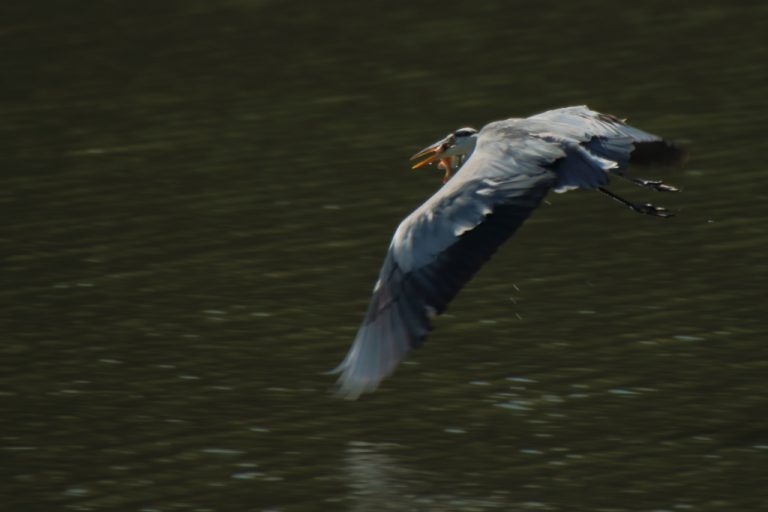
left=2, top=2, right=767, bottom=510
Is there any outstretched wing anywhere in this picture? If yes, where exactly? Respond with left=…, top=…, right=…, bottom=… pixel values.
left=526, top=105, right=686, bottom=191
left=333, top=132, right=562, bottom=398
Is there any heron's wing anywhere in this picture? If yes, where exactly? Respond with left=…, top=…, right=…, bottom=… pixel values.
left=525, top=105, right=686, bottom=191
left=333, top=133, right=563, bottom=398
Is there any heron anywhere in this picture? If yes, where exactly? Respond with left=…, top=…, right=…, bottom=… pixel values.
left=333, top=106, right=685, bottom=399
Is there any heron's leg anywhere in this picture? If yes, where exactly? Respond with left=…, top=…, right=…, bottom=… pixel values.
left=597, top=187, right=674, bottom=217
left=617, top=175, right=679, bottom=192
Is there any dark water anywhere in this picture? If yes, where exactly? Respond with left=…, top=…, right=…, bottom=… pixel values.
left=3, top=2, right=768, bottom=510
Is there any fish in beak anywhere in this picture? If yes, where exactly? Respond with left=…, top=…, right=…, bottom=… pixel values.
left=409, top=136, right=454, bottom=183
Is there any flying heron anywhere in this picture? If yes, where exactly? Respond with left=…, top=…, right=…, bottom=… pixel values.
left=333, top=106, right=685, bottom=398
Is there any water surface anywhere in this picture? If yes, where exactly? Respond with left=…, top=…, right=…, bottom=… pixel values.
left=2, top=2, right=767, bottom=510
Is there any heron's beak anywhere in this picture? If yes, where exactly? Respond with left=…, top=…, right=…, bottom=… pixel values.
left=410, top=139, right=448, bottom=170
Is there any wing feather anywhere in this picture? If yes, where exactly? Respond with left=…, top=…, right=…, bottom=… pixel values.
left=530, top=105, right=686, bottom=171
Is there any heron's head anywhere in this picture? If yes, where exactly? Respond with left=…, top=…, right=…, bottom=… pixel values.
left=409, top=127, right=478, bottom=170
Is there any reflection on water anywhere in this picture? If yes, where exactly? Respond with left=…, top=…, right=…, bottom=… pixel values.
left=2, top=0, right=768, bottom=510
left=345, top=442, right=510, bottom=511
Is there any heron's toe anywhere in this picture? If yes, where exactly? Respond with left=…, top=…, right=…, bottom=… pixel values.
left=656, top=183, right=680, bottom=193
left=640, top=203, right=674, bottom=217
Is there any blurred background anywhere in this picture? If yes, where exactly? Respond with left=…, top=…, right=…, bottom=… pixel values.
left=2, top=1, right=767, bottom=510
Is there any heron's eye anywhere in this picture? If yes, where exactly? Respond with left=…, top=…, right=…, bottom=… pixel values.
left=454, top=128, right=477, bottom=138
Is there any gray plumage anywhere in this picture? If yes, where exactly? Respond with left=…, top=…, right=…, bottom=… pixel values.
left=333, top=106, right=684, bottom=398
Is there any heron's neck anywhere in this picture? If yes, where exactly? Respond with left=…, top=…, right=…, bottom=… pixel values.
left=463, top=137, right=478, bottom=159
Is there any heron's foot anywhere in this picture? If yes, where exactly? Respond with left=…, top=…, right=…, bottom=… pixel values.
left=598, top=187, right=675, bottom=218
left=635, top=179, right=679, bottom=192
left=655, top=183, right=679, bottom=192
left=624, top=176, right=680, bottom=192
left=632, top=202, right=674, bottom=217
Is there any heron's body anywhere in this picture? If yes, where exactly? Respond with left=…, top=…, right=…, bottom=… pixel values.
left=334, top=106, right=685, bottom=398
